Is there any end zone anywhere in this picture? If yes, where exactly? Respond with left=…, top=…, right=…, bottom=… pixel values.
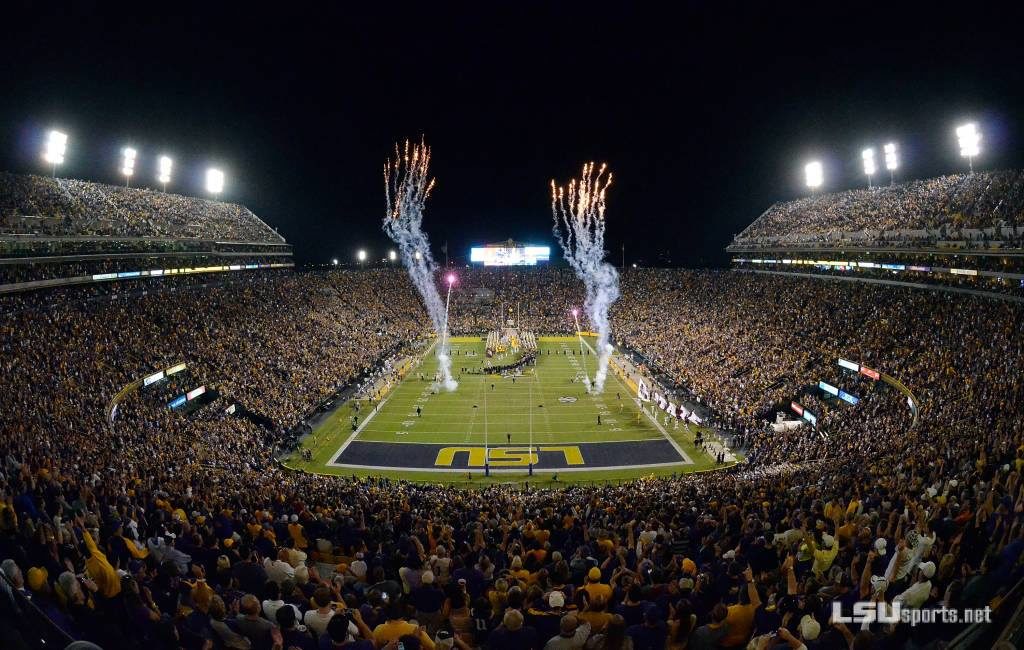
left=327, top=438, right=692, bottom=473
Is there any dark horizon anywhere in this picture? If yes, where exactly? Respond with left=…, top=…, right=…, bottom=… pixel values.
left=2, top=3, right=1022, bottom=268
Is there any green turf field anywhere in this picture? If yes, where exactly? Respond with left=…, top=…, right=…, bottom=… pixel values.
left=283, top=336, right=739, bottom=485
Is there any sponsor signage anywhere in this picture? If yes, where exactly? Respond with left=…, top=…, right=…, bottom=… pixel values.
left=186, top=385, right=206, bottom=401
left=637, top=379, right=651, bottom=402
left=168, top=395, right=187, bottom=409
left=860, top=366, right=880, bottom=380
left=143, top=370, right=165, bottom=387
left=791, top=401, right=804, bottom=416
left=818, top=381, right=839, bottom=396
left=166, top=363, right=187, bottom=376
left=838, top=358, right=859, bottom=371
left=802, top=410, right=818, bottom=425
left=838, top=390, right=860, bottom=405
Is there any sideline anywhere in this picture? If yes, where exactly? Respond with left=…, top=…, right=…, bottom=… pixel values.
left=325, top=341, right=437, bottom=465
left=579, top=337, right=694, bottom=464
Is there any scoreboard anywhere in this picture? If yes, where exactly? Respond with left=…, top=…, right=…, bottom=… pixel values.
left=470, top=244, right=550, bottom=266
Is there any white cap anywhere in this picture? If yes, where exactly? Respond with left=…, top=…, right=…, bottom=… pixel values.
left=874, top=538, right=888, bottom=555
left=919, top=561, right=936, bottom=579
left=799, top=614, right=821, bottom=640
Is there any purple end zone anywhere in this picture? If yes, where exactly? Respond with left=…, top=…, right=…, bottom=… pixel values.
left=329, top=439, right=689, bottom=471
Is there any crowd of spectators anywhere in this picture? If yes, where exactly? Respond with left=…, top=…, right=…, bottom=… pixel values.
left=732, top=170, right=1024, bottom=247
left=0, top=173, right=283, bottom=242
left=1, top=266, right=1023, bottom=650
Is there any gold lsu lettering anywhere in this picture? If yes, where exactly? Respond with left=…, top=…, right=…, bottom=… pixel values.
left=434, top=446, right=584, bottom=467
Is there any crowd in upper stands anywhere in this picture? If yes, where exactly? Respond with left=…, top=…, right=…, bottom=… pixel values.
left=0, top=173, right=282, bottom=242
left=0, top=256, right=290, bottom=286
left=732, top=170, right=1024, bottom=247
left=1, top=264, right=1022, bottom=650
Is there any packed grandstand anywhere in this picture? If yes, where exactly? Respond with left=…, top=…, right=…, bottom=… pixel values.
left=2, top=171, right=1023, bottom=650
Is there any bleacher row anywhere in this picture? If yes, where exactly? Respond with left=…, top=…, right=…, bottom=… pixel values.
left=0, top=172, right=283, bottom=243
left=731, top=169, right=1024, bottom=249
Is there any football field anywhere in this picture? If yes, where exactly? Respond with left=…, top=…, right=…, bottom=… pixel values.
left=285, top=336, right=735, bottom=485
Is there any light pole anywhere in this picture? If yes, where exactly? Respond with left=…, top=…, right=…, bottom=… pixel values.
left=862, top=148, right=876, bottom=190
left=122, top=147, right=137, bottom=188
left=158, top=156, right=172, bottom=192
left=884, top=143, right=898, bottom=186
left=206, top=168, right=225, bottom=196
left=957, top=123, right=981, bottom=173
left=805, top=161, right=823, bottom=193
left=43, top=130, right=67, bottom=178
left=440, top=273, right=456, bottom=368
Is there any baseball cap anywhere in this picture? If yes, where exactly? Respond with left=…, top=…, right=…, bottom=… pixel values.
left=799, top=614, right=821, bottom=640
left=873, top=538, right=887, bottom=555
left=548, top=590, right=565, bottom=608
left=919, top=561, right=936, bottom=579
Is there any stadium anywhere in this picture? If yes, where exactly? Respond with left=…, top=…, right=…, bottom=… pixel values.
left=3, top=6, right=1024, bottom=650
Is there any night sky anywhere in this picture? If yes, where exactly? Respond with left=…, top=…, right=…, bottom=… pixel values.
left=2, top=3, right=1022, bottom=267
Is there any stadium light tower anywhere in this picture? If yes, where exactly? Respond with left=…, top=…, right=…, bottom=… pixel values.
left=956, top=123, right=981, bottom=173
left=121, top=147, right=137, bottom=187
left=43, top=130, right=68, bottom=177
left=357, top=249, right=367, bottom=265
left=884, top=143, right=898, bottom=186
left=440, top=273, right=457, bottom=385
left=805, top=161, right=823, bottom=191
left=206, top=168, right=225, bottom=195
left=158, top=156, right=173, bottom=192
left=332, top=258, right=338, bottom=266
left=388, top=249, right=397, bottom=262
left=413, top=250, right=422, bottom=261
left=862, top=148, right=876, bottom=189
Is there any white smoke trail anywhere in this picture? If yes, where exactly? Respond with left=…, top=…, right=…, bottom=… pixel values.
left=383, top=138, right=457, bottom=392
left=551, top=162, right=620, bottom=393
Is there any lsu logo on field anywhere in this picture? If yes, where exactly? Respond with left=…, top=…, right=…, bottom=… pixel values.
left=435, top=446, right=584, bottom=467
left=558, top=396, right=578, bottom=403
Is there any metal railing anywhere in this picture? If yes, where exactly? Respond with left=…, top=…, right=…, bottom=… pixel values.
left=949, top=574, right=1024, bottom=649
left=0, top=568, right=77, bottom=649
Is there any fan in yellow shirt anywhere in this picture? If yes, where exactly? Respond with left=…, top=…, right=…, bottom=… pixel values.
left=372, top=603, right=434, bottom=649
